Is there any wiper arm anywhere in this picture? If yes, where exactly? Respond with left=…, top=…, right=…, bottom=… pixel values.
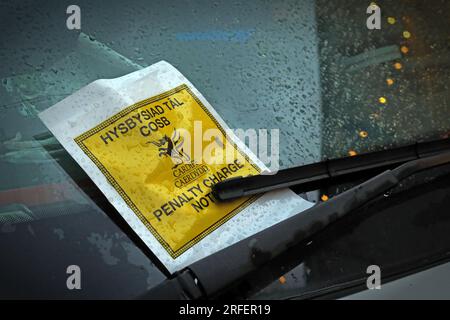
left=213, top=138, right=450, bottom=201
left=140, top=150, right=450, bottom=300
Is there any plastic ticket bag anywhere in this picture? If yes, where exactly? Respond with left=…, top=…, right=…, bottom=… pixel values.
left=39, top=61, right=313, bottom=273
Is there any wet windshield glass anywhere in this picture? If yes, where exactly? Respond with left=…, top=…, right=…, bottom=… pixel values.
left=317, top=0, right=449, bottom=159
left=0, top=0, right=448, bottom=298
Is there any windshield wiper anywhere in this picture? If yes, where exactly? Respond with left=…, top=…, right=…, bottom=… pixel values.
left=140, top=149, right=450, bottom=300
left=212, top=137, right=450, bottom=201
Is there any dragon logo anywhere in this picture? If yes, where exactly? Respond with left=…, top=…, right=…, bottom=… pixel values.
left=147, top=129, right=191, bottom=169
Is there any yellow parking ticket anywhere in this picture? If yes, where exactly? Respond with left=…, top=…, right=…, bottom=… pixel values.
left=74, top=84, right=260, bottom=258
left=39, top=61, right=313, bottom=272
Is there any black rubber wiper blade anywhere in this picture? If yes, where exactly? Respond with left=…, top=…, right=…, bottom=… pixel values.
left=141, top=151, right=450, bottom=300
left=212, top=137, right=450, bottom=201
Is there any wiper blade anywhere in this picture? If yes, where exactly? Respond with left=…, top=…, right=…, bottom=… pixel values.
left=212, top=138, right=450, bottom=201
left=141, top=150, right=450, bottom=300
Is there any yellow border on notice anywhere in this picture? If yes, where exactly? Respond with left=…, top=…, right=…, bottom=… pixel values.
left=74, top=84, right=262, bottom=258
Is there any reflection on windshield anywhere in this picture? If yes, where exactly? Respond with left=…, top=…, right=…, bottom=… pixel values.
left=317, top=0, right=450, bottom=159
left=0, top=30, right=143, bottom=225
